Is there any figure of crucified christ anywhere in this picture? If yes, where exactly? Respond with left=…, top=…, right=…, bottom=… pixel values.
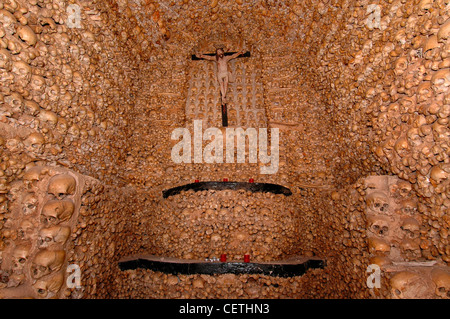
left=196, top=48, right=245, bottom=104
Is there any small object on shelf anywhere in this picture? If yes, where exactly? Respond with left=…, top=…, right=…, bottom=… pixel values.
left=223, top=178, right=228, bottom=182
left=244, top=254, right=250, bottom=263
left=220, top=254, right=227, bottom=262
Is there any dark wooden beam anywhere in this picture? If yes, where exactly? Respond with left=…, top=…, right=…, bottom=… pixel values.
left=191, top=51, right=251, bottom=60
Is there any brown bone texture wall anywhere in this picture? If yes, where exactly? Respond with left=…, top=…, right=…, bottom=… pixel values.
left=0, top=166, right=86, bottom=298
left=362, top=175, right=450, bottom=299
left=0, top=0, right=449, bottom=299
left=145, top=189, right=301, bottom=262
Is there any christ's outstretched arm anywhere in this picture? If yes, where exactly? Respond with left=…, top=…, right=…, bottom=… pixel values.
left=225, top=49, right=246, bottom=62
left=196, top=53, right=216, bottom=61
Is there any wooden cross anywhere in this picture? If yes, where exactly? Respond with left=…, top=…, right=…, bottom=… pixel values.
left=192, top=51, right=251, bottom=127
left=191, top=51, right=251, bottom=61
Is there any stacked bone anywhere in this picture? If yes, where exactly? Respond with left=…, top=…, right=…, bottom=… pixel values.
left=114, top=269, right=327, bottom=299
left=0, top=0, right=141, bottom=188
left=306, top=0, right=450, bottom=264
left=0, top=166, right=84, bottom=298
left=145, top=188, right=302, bottom=262
left=0, top=0, right=449, bottom=300
left=362, top=175, right=450, bottom=299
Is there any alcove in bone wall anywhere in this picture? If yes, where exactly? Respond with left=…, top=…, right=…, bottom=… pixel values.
left=185, top=57, right=266, bottom=128
left=185, top=32, right=267, bottom=128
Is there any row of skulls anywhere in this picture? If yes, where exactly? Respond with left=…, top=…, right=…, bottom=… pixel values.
left=0, top=166, right=82, bottom=299
left=363, top=175, right=450, bottom=299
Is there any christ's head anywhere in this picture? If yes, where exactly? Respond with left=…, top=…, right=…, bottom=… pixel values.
left=216, top=48, right=224, bottom=59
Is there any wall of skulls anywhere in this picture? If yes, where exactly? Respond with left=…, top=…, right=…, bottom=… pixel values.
left=0, top=0, right=449, bottom=299
left=306, top=0, right=450, bottom=267
left=0, top=166, right=94, bottom=298
left=0, top=0, right=142, bottom=188
left=359, top=175, right=450, bottom=299
left=0, top=0, right=151, bottom=299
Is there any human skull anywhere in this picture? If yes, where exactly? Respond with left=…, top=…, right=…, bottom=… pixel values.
left=431, top=68, right=450, bottom=95
left=22, top=192, right=38, bottom=215
left=399, top=238, right=421, bottom=260
left=30, top=249, right=65, bottom=279
left=366, top=191, right=390, bottom=214
left=38, top=226, right=70, bottom=248
left=406, top=127, right=422, bottom=147
left=16, top=25, right=37, bottom=47
left=68, top=124, right=80, bottom=137
left=395, top=180, right=412, bottom=198
left=364, top=175, right=389, bottom=190
left=11, top=60, right=32, bottom=87
left=390, top=271, right=430, bottom=299
left=18, top=219, right=36, bottom=240
left=56, top=117, right=69, bottom=134
left=368, top=237, right=391, bottom=256
left=369, top=255, right=392, bottom=268
left=431, top=269, right=450, bottom=299
left=47, top=174, right=76, bottom=198
left=11, top=244, right=31, bottom=273
left=61, top=64, right=73, bottom=81
left=39, top=110, right=58, bottom=127
left=33, top=272, right=64, bottom=299
left=46, top=84, right=60, bottom=103
left=59, top=92, right=73, bottom=109
left=4, top=92, right=24, bottom=113
left=400, top=218, right=420, bottom=239
left=69, top=44, right=80, bottom=59
left=430, top=165, right=449, bottom=184
left=394, top=136, right=410, bottom=157
left=23, top=166, right=49, bottom=184
left=0, top=9, right=17, bottom=35
left=423, top=35, right=440, bottom=60
left=41, top=199, right=75, bottom=225
left=432, top=122, right=450, bottom=140
left=398, top=199, right=418, bottom=216
left=24, top=100, right=41, bottom=116
left=367, top=214, right=392, bottom=238
left=0, top=48, right=12, bottom=70
left=417, top=81, right=433, bottom=103
left=7, top=273, right=25, bottom=288
left=437, top=19, right=450, bottom=43
left=394, top=57, right=408, bottom=76
left=29, top=74, right=46, bottom=94
left=23, top=132, right=45, bottom=155
left=5, top=138, right=23, bottom=153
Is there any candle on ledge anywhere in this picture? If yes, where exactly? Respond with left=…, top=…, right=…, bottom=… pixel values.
left=244, top=254, right=250, bottom=263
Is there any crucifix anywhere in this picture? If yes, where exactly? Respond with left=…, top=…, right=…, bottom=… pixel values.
left=192, top=48, right=251, bottom=127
